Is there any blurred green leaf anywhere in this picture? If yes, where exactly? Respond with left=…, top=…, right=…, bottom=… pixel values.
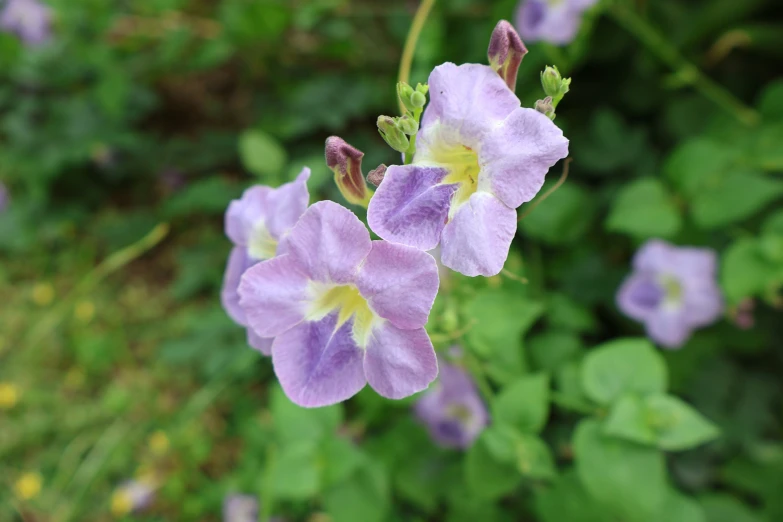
left=492, top=374, right=550, bottom=434
left=323, top=460, right=389, bottom=522
left=606, top=178, right=682, bottom=238
left=520, top=183, right=595, bottom=244
left=269, top=384, right=342, bottom=444
left=700, top=494, right=765, bottom=522
left=271, top=441, right=321, bottom=499
left=464, top=429, right=521, bottom=500
left=581, top=338, right=668, bottom=405
left=535, top=471, right=609, bottom=522
left=239, top=130, right=288, bottom=181
left=721, top=237, right=783, bottom=304
left=528, top=331, right=584, bottom=373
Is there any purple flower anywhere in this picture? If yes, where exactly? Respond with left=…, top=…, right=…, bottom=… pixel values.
left=414, top=356, right=488, bottom=449
left=223, top=494, right=258, bottom=522
left=110, top=480, right=156, bottom=516
left=221, top=169, right=310, bottom=355
left=0, top=182, right=8, bottom=213
left=238, top=200, right=439, bottom=407
left=0, top=0, right=52, bottom=45
left=617, top=239, right=724, bottom=349
left=367, top=63, right=568, bottom=277
left=515, top=0, right=598, bottom=45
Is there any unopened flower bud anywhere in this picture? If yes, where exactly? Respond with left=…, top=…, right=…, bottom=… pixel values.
left=535, top=97, right=555, bottom=119
left=410, top=90, right=427, bottom=108
left=397, top=114, right=419, bottom=136
left=541, top=65, right=571, bottom=100
left=488, top=20, right=528, bottom=91
left=367, top=164, right=387, bottom=187
left=377, top=116, right=410, bottom=153
left=325, top=136, right=371, bottom=206
left=397, top=82, right=419, bottom=113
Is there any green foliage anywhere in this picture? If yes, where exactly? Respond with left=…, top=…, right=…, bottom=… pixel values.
left=606, top=178, right=682, bottom=238
left=492, top=374, right=550, bottom=434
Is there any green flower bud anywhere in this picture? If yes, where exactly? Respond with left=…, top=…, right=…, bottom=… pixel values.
left=541, top=65, right=571, bottom=100
left=397, top=82, right=418, bottom=113
left=410, top=90, right=426, bottom=109
left=397, top=114, right=419, bottom=136
left=377, top=115, right=410, bottom=153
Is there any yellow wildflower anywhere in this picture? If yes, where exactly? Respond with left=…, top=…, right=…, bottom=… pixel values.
left=0, top=382, right=19, bottom=410
left=14, top=472, right=42, bottom=500
left=32, top=283, right=54, bottom=306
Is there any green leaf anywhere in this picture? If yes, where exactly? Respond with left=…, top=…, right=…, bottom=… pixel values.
left=535, top=471, right=611, bottom=522
left=581, top=338, right=667, bottom=405
left=270, top=441, right=321, bottom=500
left=528, top=331, right=583, bottom=373
left=642, top=394, right=720, bottom=451
left=238, top=129, right=288, bottom=180
left=605, top=393, right=720, bottom=450
left=700, top=494, right=765, bottom=522
left=492, top=374, right=551, bottom=434
left=519, top=183, right=595, bottom=244
left=665, top=139, right=735, bottom=194
left=762, top=209, right=783, bottom=236
left=721, top=238, right=782, bottom=304
left=758, top=78, right=783, bottom=121
left=574, top=419, right=668, bottom=522
left=690, top=169, right=783, bottom=229
left=321, top=436, right=365, bottom=488
left=269, top=384, right=342, bottom=444
left=481, top=425, right=555, bottom=481
left=323, top=461, right=389, bottom=522
left=162, top=177, right=243, bottom=219
left=656, top=491, right=706, bottom=522
left=606, top=178, right=682, bottom=238
left=545, top=293, right=598, bottom=333
left=464, top=429, right=521, bottom=500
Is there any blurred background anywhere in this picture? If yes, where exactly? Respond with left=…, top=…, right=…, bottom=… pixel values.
left=1, top=0, right=782, bottom=521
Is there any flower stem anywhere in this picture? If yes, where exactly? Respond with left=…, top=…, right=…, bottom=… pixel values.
left=398, top=0, right=437, bottom=114
left=609, top=2, right=760, bottom=127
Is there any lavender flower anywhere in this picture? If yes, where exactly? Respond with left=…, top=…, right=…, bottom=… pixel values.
left=223, top=494, right=258, bottom=522
left=0, top=182, right=8, bottom=213
left=0, top=0, right=51, bottom=45
left=110, top=480, right=156, bottom=517
left=515, top=0, right=598, bottom=45
left=221, top=169, right=310, bottom=355
left=238, top=201, right=439, bottom=407
left=368, top=63, right=568, bottom=277
left=617, top=239, right=724, bottom=349
left=415, top=357, right=488, bottom=449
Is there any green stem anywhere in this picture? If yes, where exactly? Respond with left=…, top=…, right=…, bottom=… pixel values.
left=609, top=2, right=760, bottom=127
left=397, top=0, right=437, bottom=114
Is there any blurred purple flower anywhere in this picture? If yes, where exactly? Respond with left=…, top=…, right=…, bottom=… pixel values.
left=0, top=0, right=51, bottom=45
left=415, top=355, right=488, bottom=449
left=0, top=182, right=8, bottom=213
left=617, top=239, right=724, bottom=349
left=159, top=169, right=186, bottom=192
left=221, top=168, right=310, bottom=355
left=110, top=479, right=155, bottom=516
left=368, top=63, right=568, bottom=277
left=515, top=0, right=598, bottom=45
left=238, top=201, right=439, bottom=407
left=223, top=494, right=286, bottom=522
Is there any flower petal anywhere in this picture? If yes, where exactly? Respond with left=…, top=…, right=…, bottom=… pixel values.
left=479, top=108, right=569, bottom=208
left=247, top=329, right=273, bottom=356
left=225, top=186, right=270, bottom=247
left=440, top=192, right=517, bottom=277
left=683, top=284, right=724, bottom=327
left=367, top=165, right=456, bottom=251
left=285, top=201, right=371, bottom=284
left=616, top=274, right=664, bottom=322
left=419, top=63, right=520, bottom=148
left=221, top=247, right=256, bottom=326
left=645, top=311, right=693, bottom=349
left=515, top=0, right=583, bottom=45
left=265, top=168, right=311, bottom=239
left=238, top=255, right=310, bottom=337
left=364, top=324, right=438, bottom=400
left=356, top=241, right=440, bottom=330
left=272, top=313, right=366, bottom=407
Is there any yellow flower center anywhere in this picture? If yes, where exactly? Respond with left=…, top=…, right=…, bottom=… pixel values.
left=307, top=284, right=378, bottom=348
left=248, top=222, right=278, bottom=260
left=418, top=141, right=480, bottom=218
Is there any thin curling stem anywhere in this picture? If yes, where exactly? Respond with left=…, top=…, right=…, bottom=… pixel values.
left=609, top=2, right=760, bottom=127
left=398, top=0, right=437, bottom=114
left=518, top=158, right=571, bottom=222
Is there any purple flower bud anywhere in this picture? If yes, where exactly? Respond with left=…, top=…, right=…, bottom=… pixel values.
left=414, top=356, right=488, bottom=449
left=0, top=0, right=51, bottom=46
left=325, top=136, right=371, bottom=206
left=488, top=20, right=528, bottom=91
left=367, top=164, right=387, bottom=187
left=616, top=239, right=724, bottom=349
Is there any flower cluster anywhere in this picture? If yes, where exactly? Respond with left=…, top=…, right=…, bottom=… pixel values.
left=221, top=21, right=570, bottom=408
left=617, top=239, right=724, bottom=348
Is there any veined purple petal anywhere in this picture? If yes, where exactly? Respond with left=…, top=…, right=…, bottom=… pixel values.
left=272, top=313, right=366, bottom=407
left=238, top=255, right=310, bottom=338
left=364, top=324, right=437, bottom=400
left=440, top=192, right=517, bottom=277
left=367, top=165, right=456, bottom=251
left=420, top=63, right=520, bottom=147
left=265, top=168, right=310, bottom=239
left=646, top=310, right=692, bottom=349
left=616, top=274, right=664, bottom=322
left=284, top=201, right=371, bottom=284
left=682, top=282, right=724, bottom=327
left=221, top=247, right=256, bottom=326
left=479, top=108, right=569, bottom=208
left=356, top=241, right=440, bottom=330
left=225, top=186, right=271, bottom=247
left=247, top=329, right=273, bottom=356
